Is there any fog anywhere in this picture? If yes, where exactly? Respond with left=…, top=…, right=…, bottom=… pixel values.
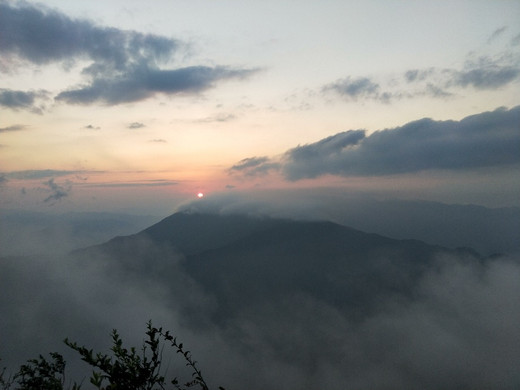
left=179, top=189, right=520, bottom=255
left=1, top=193, right=520, bottom=389
left=0, top=210, right=159, bottom=256
left=2, top=245, right=519, bottom=389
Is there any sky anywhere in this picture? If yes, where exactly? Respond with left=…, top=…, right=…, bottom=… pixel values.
left=1, top=0, right=519, bottom=215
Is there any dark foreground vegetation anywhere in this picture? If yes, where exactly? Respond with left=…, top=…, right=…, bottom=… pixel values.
left=0, top=322, right=224, bottom=390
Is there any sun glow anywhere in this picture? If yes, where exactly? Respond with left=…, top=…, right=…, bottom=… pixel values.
left=197, top=192, right=204, bottom=198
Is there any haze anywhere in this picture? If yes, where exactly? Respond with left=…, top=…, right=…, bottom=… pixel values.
left=1, top=1, right=520, bottom=389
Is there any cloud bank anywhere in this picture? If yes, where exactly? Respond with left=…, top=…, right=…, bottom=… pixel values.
left=231, top=106, right=520, bottom=180
left=0, top=2, right=257, bottom=106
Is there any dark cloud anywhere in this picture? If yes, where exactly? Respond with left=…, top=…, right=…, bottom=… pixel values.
left=229, top=156, right=280, bottom=177
left=453, top=66, right=520, bottom=89
left=0, top=3, right=177, bottom=70
left=323, top=77, right=381, bottom=100
left=0, top=124, right=27, bottom=133
left=84, top=124, right=100, bottom=130
left=404, top=68, right=434, bottom=83
left=0, top=175, right=7, bottom=186
left=328, top=49, right=520, bottom=104
left=229, top=106, right=519, bottom=181
left=282, top=106, right=520, bottom=179
left=43, top=178, right=71, bottom=203
left=405, top=55, right=520, bottom=93
left=55, top=65, right=256, bottom=105
left=0, top=3, right=257, bottom=106
left=231, top=156, right=270, bottom=170
left=285, top=130, right=365, bottom=165
left=128, top=122, right=145, bottom=129
left=0, top=88, right=48, bottom=113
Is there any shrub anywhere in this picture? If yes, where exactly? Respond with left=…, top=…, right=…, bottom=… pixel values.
left=1, top=322, right=224, bottom=390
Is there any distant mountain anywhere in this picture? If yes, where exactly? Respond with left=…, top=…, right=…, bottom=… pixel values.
left=324, top=199, right=520, bottom=255
left=78, top=211, right=485, bottom=321
left=0, top=209, right=160, bottom=256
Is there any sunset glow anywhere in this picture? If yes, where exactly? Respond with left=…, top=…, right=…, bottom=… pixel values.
left=0, top=1, right=518, bottom=215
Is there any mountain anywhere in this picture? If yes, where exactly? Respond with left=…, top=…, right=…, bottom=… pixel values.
left=3, top=211, right=518, bottom=390
left=77, top=211, right=485, bottom=321
left=324, top=199, right=520, bottom=255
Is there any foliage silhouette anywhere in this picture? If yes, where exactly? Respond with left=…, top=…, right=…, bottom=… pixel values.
left=1, top=322, right=225, bottom=390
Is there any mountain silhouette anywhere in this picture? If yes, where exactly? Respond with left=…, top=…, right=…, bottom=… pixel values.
left=77, top=211, right=485, bottom=321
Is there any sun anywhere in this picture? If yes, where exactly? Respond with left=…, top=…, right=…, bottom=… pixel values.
left=197, top=192, right=204, bottom=198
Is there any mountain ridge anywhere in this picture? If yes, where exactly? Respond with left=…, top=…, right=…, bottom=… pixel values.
left=74, top=211, right=487, bottom=322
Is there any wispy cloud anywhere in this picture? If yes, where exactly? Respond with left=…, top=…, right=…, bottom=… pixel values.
left=196, top=113, right=237, bottom=123
left=322, top=77, right=383, bottom=101
left=325, top=47, right=520, bottom=104
left=0, top=124, right=27, bottom=133
left=487, top=26, right=507, bottom=44
left=409, top=53, right=520, bottom=93
left=84, top=180, right=178, bottom=188
left=512, top=33, right=520, bottom=47
left=128, top=122, right=146, bottom=129
left=43, top=178, right=71, bottom=203
left=5, top=169, right=88, bottom=180
left=0, top=2, right=258, bottom=106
